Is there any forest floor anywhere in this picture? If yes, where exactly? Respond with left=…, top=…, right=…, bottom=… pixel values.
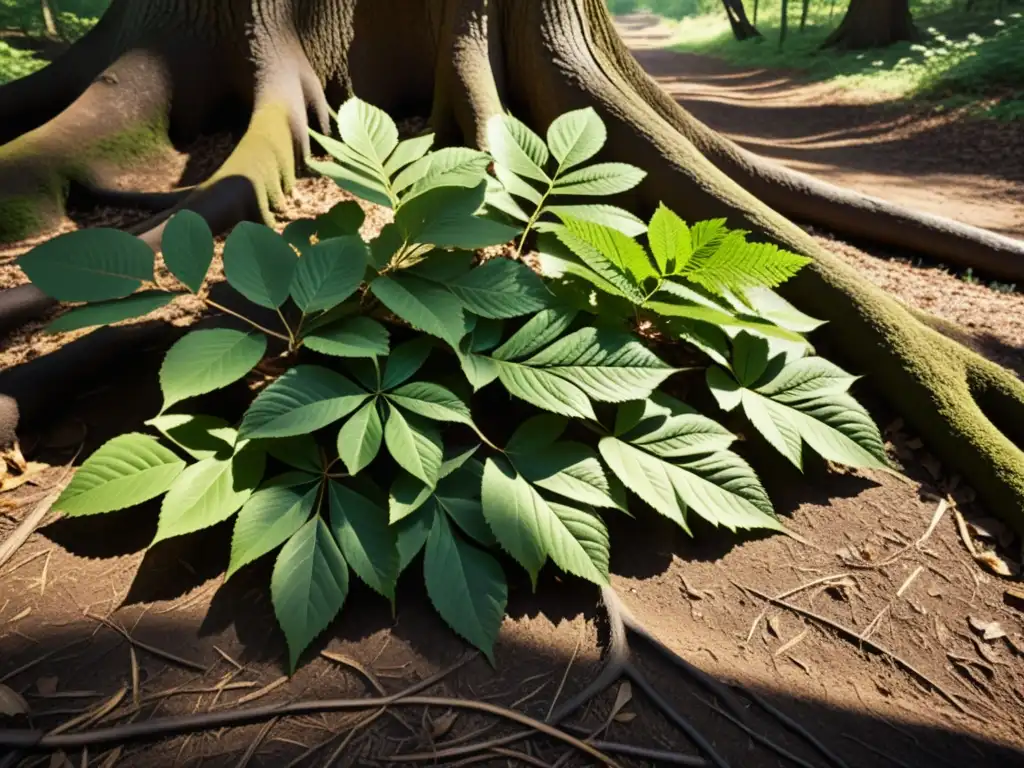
left=2, top=14, right=1024, bottom=768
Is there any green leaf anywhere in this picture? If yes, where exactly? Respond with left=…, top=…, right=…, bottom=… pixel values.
left=756, top=357, right=858, bottom=402
left=329, top=480, right=398, bottom=601
left=547, top=108, right=606, bottom=171
left=304, top=317, right=389, bottom=359
left=223, top=223, right=297, bottom=309
left=382, top=338, right=434, bottom=389
left=669, top=450, right=780, bottom=531
left=395, top=184, right=521, bottom=250
left=729, top=286, right=824, bottom=334
left=448, top=259, right=550, bottom=319
left=308, top=157, right=392, bottom=208
left=54, top=434, right=186, bottom=516
left=424, top=511, right=507, bottom=663
left=553, top=163, right=646, bottom=196
left=493, top=361, right=596, bottom=420
left=18, top=229, right=154, bottom=302
left=437, top=462, right=495, bottom=547
left=389, top=470, right=434, bottom=524
left=732, top=332, right=772, bottom=387
left=316, top=201, right=366, bottom=239
left=239, top=365, right=369, bottom=439
left=685, top=232, right=811, bottom=296
left=689, top=218, right=729, bottom=260
left=387, top=382, right=473, bottom=425
left=384, top=133, right=435, bottom=177
left=408, top=252, right=475, bottom=283
left=707, top=365, right=743, bottom=413
left=337, top=97, right=399, bottom=172
left=160, top=329, right=267, bottom=411
left=147, top=414, right=236, bottom=460
left=598, top=437, right=689, bottom=531
left=265, top=435, right=323, bottom=473
left=46, top=291, right=178, bottom=333
left=481, top=458, right=608, bottom=586
left=494, top=164, right=543, bottom=205
left=290, top=236, right=368, bottom=313
left=337, top=399, right=383, bottom=475
left=536, top=233, right=638, bottom=302
left=546, top=205, right=646, bottom=237
left=228, top=484, right=318, bottom=579
left=645, top=300, right=808, bottom=344
left=740, top=390, right=805, bottom=468
left=648, top=204, right=691, bottom=275
left=558, top=217, right=656, bottom=288
left=507, top=415, right=624, bottom=509
left=394, top=147, right=490, bottom=201
left=272, top=517, right=349, bottom=671
left=519, top=328, right=675, bottom=405
left=395, top=505, right=432, bottom=573
left=492, top=308, right=577, bottom=362
left=383, top=405, right=443, bottom=488
left=371, top=274, right=467, bottom=347
left=484, top=175, right=531, bottom=222
left=369, top=223, right=404, bottom=269
left=153, top=446, right=266, bottom=544
left=283, top=220, right=318, bottom=254
left=480, top=459, right=547, bottom=585
left=162, top=211, right=214, bottom=293
left=626, top=410, right=737, bottom=458
left=486, top=115, right=550, bottom=183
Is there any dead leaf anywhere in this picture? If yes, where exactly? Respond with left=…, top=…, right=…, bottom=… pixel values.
left=0, top=684, right=29, bottom=716
left=775, top=628, right=810, bottom=657
left=935, top=618, right=952, bottom=647
left=975, top=550, right=1020, bottom=578
left=969, top=616, right=1007, bottom=641
left=36, top=677, right=58, bottom=696
left=613, top=711, right=637, bottom=723
left=680, top=576, right=705, bottom=600
left=609, top=681, right=632, bottom=720
left=429, top=711, right=458, bottom=740
left=767, top=615, right=783, bottom=638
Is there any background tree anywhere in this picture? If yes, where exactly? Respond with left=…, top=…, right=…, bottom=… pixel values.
left=822, top=0, right=919, bottom=48
left=721, top=0, right=762, bottom=39
left=0, top=0, right=1023, bottom=537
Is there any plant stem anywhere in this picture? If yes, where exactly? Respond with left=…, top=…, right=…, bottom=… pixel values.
left=203, top=299, right=291, bottom=342
left=276, top=308, right=297, bottom=350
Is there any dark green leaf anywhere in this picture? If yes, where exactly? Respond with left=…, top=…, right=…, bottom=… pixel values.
left=382, top=338, right=434, bottom=390
left=316, top=201, right=366, bottom=239
left=239, top=365, right=369, bottom=439
left=160, top=329, right=267, bottom=411
left=162, top=210, right=214, bottom=292
left=46, top=291, right=178, bottom=333
left=272, top=517, right=349, bottom=670
left=18, top=229, right=154, bottom=302
left=223, top=223, right=297, bottom=309
left=337, top=399, right=383, bottom=475
left=387, top=382, right=473, bottom=425
left=147, top=414, right=236, bottom=460
left=228, top=484, right=319, bottom=579
left=371, top=274, right=467, bottom=347
left=304, top=317, right=390, bottom=359
left=424, top=512, right=507, bottom=663
left=383, top=405, right=443, bottom=488
left=265, top=435, right=323, bottom=473
left=329, top=480, right=398, bottom=601
left=448, top=259, right=550, bottom=319
left=290, top=236, right=368, bottom=313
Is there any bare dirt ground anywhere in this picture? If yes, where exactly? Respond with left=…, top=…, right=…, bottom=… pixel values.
left=3, top=15, right=1024, bottom=768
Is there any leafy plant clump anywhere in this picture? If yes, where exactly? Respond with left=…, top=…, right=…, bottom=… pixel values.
left=16, top=100, right=889, bottom=669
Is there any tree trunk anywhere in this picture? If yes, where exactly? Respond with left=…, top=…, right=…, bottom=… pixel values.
left=721, top=0, right=762, bottom=40
left=0, top=0, right=1023, bottom=534
left=780, top=0, right=789, bottom=47
left=40, top=0, right=59, bottom=39
left=800, top=0, right=811, bottom=31
left=822, top=0, right=918, bottom=49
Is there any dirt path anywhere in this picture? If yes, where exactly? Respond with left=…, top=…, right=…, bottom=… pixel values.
left=618, top=13, right=1024, bottom=239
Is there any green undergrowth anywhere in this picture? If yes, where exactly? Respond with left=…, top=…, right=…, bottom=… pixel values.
left=16, top=100, right=890, bottom=670
left=0, top=0, right=108, bottom=84
left=663, top=0, right=1024, bottom=117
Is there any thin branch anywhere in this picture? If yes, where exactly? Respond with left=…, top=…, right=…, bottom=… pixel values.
left=0, top=696, right=619, bottom=765
left=204, top=299, right=290, bottom=342
left=735, top=583, right=977, bottom=718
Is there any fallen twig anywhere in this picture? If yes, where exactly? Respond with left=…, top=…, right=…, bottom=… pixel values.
left=745, top=573, right=853, bottom=643
left=736, top=583, right=977, bottom=719
left=0, top=465, right=72, bottom=570
left=84, top=613, right=205, bottom=672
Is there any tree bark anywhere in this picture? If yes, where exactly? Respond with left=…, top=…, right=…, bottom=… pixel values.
left=720, top=0, right=762, bottom=40
left=40, top=0, right=59, bottom=39
left=0, top=0, right=1022, bottom=534
left=822, top=0, right=918, bottom=49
